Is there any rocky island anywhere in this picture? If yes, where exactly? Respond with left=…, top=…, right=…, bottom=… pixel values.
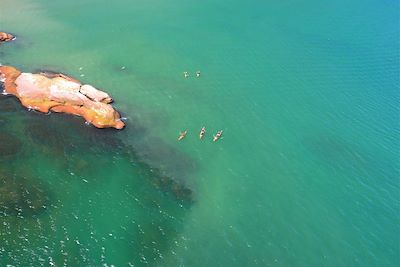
left=0, top=31, right=15, bottom=43
left=0, top=66, right=125, bottom=129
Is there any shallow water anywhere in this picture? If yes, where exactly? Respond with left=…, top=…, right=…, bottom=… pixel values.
left=1, top=0, right=399, bottom=266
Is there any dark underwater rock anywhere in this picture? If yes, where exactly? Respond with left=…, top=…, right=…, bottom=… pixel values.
left=0, top=95, right=20, bottom=113
left=0, top=171, right=50, bottom=217
left=26, top=123, right=71, bottom=149
left=0, top=133, right=22, bottom=158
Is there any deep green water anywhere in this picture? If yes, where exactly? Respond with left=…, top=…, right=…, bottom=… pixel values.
left=1, top=0, right=399, bottom=266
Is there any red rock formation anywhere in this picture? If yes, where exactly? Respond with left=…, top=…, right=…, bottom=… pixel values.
left=0, top=66, right=125, bottom=129
left=0, top=32, right=15, bottom=43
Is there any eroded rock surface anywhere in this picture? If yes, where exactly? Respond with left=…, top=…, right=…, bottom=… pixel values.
left=0, top=66, right=125, bottom=129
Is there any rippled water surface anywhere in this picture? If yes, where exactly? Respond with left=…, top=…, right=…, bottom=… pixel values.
left=1, top=0, right=399, bottom=266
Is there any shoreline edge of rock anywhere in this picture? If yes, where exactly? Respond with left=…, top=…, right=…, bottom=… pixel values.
left=0, top=65, right=125, bottom=129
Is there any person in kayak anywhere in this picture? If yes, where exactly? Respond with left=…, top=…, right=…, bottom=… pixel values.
left=213, top=130, right=223, bottom=142
left=199, top=127, right=206, bottom=139
left=178, top=130, right=187, bottom=141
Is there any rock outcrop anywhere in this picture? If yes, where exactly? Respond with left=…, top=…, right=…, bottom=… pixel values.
left=0, top=32, right=15, bottom=43
left=0, top=66, right=125, bottom=129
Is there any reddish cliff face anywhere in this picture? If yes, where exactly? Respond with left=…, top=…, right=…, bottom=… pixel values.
left=0, top=66, right=125, bottom=129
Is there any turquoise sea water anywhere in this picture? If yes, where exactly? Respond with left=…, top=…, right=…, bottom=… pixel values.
left=1, top=0, right=399, bottom=266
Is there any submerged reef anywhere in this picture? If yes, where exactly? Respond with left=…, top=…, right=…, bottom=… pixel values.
left=19, top=109, right=195, bottom=202
left=0, top=170, right=50, bottom=217
left=0, top=133, right=22, bottom=158
left=0, top=66, right=125, bottom=129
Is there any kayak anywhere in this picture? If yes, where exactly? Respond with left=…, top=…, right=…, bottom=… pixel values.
left=199, top=127, right=206, bottom=139
left=178, top=130, right=187, bottom=141
left=213, top=130, right=223, bottom=142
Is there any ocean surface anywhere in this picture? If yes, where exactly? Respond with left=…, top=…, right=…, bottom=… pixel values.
left=0, top=0, right=399, bottom=266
